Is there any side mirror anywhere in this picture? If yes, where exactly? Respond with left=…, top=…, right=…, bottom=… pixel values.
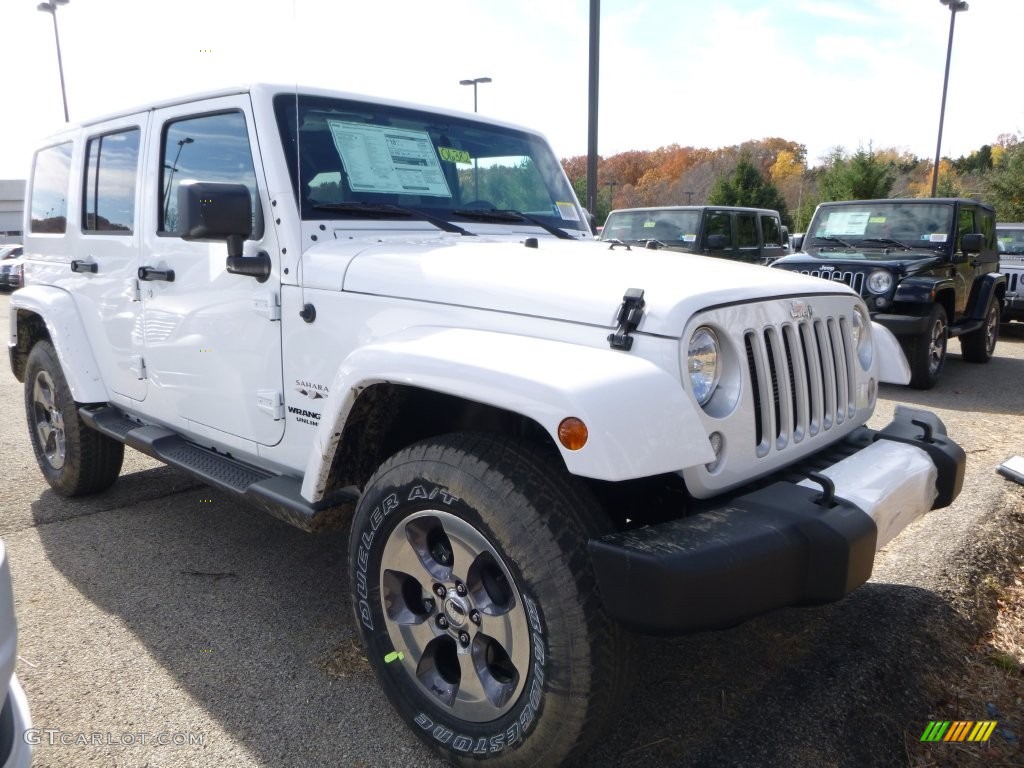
left=177, top=181, right=270, bottom=282
left=706, top=233, right=729, bottom=249
left=961, top=233, right=984, bottom=254
left=177, top=181, right=252, bottom=246
left=791, top=233, right=805, bottom=251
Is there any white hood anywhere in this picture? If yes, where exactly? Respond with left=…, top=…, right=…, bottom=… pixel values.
left=302, top=236, right=856, bottom=338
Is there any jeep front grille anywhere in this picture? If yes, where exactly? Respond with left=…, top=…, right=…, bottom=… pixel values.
left=794, top=269, right=865, bottom=295
left=1006, top=270, right=1020, bottom=296
left=744, top=315, right=856, bottom=457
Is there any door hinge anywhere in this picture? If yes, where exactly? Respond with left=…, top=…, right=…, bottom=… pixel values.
left=256, top=390, right=284, bottom=420
left=131, top=279, right=142, bottom=302
left=253, top=292, right=281, bottom=321
left=129, top=355, right=146, bottom=380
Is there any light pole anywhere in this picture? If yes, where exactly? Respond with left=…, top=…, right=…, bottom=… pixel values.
left=931, top=0, right=968, bottom=197
left=37, top=0, right=70, bottom=123
left=459, top=77, right=492, bottom=113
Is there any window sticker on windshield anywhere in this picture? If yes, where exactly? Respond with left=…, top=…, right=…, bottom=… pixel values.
left=438, top=147, right=471, bottom=164
left=682, top=234, right=697, bottom=242
left=326, top=119, right=452, bottom=198
left=929, top=233, right=948, bottom=243
left=869, top=216, right=887, bottom=224
left=555, top=202, right=580, bottom=221
left=824, top=211, right=871, bottom=236
left=643, top=220, right=656, bottom=228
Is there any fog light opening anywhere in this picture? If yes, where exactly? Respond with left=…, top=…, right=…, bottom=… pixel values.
left=705, top=431, right=725, bottom=471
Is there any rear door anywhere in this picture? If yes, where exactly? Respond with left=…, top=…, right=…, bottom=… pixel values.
left=136, top=95, right=285, bottom=446
left=75, top=119, right=148, bottom=401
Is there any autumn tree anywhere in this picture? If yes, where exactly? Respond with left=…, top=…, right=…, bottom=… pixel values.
left=707, top=155, right=791, bottom=225
left=985, top=142, right=1024, bottom=220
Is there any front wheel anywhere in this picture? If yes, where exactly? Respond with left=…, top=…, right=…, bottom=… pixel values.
left=349, top=434, right=629, bottom=767
left=905, top=304, right=948, bottom=390
left=23, top=341, right=124, bottom=496
left=960, top=296, right=1000, bottom=362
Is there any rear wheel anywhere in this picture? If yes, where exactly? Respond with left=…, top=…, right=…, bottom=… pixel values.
left=350, top=433, right=630, bottom=766
left=960, top=296, right=1000, bottom=362
left=24, top=341, right=124, bottom=496
left=905, top=304, right=947, bottom=390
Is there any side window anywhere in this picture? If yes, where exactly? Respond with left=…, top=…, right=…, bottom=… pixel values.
left=956, top=207, right=975, bottom=250
left=160, top=111, right=261, bottom=237
left=83, top=128, right=140, bottom=234
left=705, top=212, right=733, bottom=248
left=979, top=210, right=996, bottom=249
left=737, top=214, right=758, bottom=248
left=30, top=142, right=73, bottom=234
left=761, top=215, right=783, bottom=247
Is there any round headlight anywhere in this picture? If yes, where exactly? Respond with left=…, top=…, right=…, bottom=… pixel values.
left=866, top=269, right=893, bottom=294
left=687, top=327, right=721, bottom=406
left=851, top=305, right=873, bottom=369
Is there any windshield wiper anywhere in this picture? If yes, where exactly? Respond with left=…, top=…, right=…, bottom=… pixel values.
left=311, top=202, right=474, bottom=236
left=858, top=237, right=914, bottom=250
left=813, top=235, right=856, bottom=248
left=452, top=208, right=574, bottom=240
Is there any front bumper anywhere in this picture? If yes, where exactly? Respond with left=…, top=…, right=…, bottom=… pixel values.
left=589, top=406, right=965, bottom=634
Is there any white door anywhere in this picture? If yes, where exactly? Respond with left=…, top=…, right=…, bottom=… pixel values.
left=137, top=95, right=284, bottom=446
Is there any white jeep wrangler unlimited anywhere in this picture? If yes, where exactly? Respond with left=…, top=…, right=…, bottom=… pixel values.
left=10, top=84, right=965, bottom=767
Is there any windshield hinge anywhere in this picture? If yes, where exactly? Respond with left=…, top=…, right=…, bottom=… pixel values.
left=607, top=288, right=645, bottom=351
left=256, top=390, right=284, bottom=420
left=253, top=292, right=281, bottom=321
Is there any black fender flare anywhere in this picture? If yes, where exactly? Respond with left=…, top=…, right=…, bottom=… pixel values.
left=965, top=271, right=1007, bottom=321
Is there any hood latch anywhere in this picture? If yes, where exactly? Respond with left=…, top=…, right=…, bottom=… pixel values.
left=607, top=288, right=645, bottom=351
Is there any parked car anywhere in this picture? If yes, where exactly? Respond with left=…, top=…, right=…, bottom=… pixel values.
left=0, top=539, right=32, bottom=768
left=599, top=206, right=789, bottom=264
left=774, top=198, right=1005, bottom=389
left=997, top=222, right=1024, bottom=323
left=10, top=84, right=966, bottom=767
left=0, top=246, right=24, bottom=291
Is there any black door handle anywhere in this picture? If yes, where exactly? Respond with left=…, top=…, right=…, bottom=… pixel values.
left=138, top=266, right=175, bottom=282
left=70, top=260, right=98, bottom=274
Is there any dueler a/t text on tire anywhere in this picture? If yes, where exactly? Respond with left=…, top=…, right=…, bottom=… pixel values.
left=23, top=341, right=124, bottom=496
left=349, top=433, right=630, bottom=767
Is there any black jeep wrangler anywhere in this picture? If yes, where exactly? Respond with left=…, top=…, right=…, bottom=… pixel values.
left=772, top=198, right=1005, bottom=389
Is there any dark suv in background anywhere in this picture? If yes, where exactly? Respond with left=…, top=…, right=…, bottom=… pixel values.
left=599, top=206, right=789, bottom=264
left=773, top=198, right=1005, bottom=389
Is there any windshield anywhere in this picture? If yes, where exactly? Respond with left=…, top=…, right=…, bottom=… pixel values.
left=599, top=209, right=701, bottom=247
left=273, top=94, right=588, bottom=234
left=998, top=227, right=1024, bottom=255
left=810, top=203, right=954, bottom=252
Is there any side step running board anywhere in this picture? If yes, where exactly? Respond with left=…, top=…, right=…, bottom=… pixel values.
left=80, top=405, right=357, bottom=532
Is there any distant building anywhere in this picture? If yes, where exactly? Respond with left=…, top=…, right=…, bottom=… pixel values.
left=0, top=179, right=26, bottom=244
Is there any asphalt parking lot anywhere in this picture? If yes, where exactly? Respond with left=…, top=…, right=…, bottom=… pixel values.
left=2, top=290, right=1022, bottom=768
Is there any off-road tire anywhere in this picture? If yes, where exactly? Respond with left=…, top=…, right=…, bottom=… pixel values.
left=905, top=304, right=948, bottom=390
left=349, top=433, right=630, bottom=767
left=960, top=295, right=1000, bottom=363
left=24, top=341, right=124, bottom=496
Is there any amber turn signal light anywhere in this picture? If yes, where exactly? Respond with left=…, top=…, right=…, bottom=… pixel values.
left=557, top=417, right=588, bottom=450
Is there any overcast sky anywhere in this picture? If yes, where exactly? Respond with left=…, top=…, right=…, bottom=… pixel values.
left=3, top=0, right=1021, bottom=180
